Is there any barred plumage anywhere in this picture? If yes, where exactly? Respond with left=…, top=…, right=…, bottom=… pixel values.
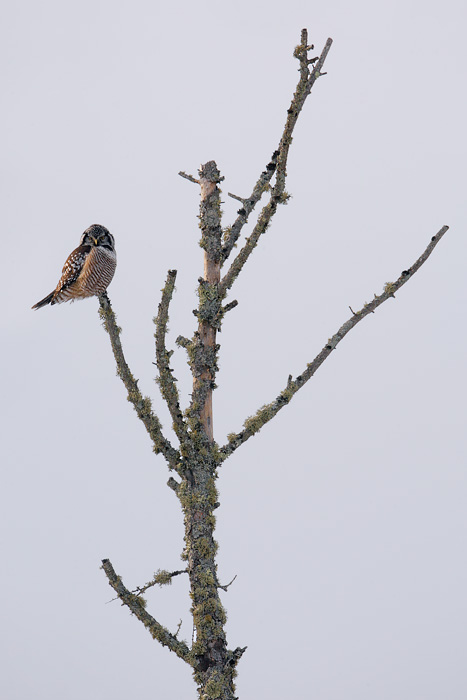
left=32, top=224, right=117, bottom=310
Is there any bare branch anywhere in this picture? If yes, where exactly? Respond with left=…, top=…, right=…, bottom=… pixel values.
left=175, top=335, right=191, bottom=349
left=229, top=646, right=248, bottom=664
left=218, top=574, right=237, bottom=592
left=98, top=293, right=180, bottom=468
left=134, top=568, right=188, bottom=595
left=179, top=170, right=200, bottom=184
left=219, top=193, right=286, bottom=299
left=101, top=559, right=191, bottom=664
left=227, top=192, right=246, bottom=203
left=219, top=226, right=449, bottom=459
left=219, top=35, right=333, bottom=295
left=223, top=300, right=238, bottom=314
left=154, top=270, right=191, bottom=449
left=277, top=34, right=332, bottom=194
left=221, top=157, right=278, bottom=263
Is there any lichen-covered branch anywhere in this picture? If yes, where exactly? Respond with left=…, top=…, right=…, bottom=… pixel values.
left=219, top=32, right=333, bottom=297
left=154, top=270, right=191, bottom=450
left=274, top=31, right=332, bottom=195
left=98, top=293, right=180, bottom=468
left=221, top=153, right=279, bottom=264
left=219, top=225, right=449, bottom=459
left=101, top=559, right=191, bottom=663
left=134, top=568, right=188, bottom=595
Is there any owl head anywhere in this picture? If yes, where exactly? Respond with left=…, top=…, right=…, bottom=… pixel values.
left=80, top=224, right=115, bottom=251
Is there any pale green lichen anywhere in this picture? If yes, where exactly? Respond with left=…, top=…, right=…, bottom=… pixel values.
left=203, top=670, right=224, bottom=699
left=127, top=592, right=147, bottom=609
left=197, top=569, right=216, bottom=587
left=280, top=384, right=296, bottom=401
left=196, top=537, right=215, bottom=559
left=243, top=403, right=276, bottom=434
left=154, top=569, right=174, bottom=586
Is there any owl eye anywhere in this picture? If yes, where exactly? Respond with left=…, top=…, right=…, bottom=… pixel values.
left=32, top=224, right=116, bottom=309
left=100, top=233, right=115, bottom=250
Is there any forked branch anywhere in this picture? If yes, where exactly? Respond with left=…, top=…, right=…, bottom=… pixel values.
left=98, top=293, right=180, bottom=468
left=219, top=33, right=333, bottom=296
left=221, top=154, right=279, bottom=264
left=101, top=559, right=191, bottom=663
left=219, top=225, right=449, bottom=459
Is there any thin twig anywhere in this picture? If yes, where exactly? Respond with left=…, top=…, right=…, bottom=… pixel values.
left=134, top=569, right=188, bottom=595
left=154, top=270, right=191, bottom=449
left=219, top=36, right=333, bottom=296
left=98, top=293, right=180, bottom=468
left=227, top=192, right=246, bottom=203
left=179, top=171, right=200, bottom=184
left=275, top=33, right=332, bottom=195
left=221, top=155, right=278, bottom=265
left=219, top=226, right=449, bottom=459
left=218, top=574, right=237, bottom=592
left=101, top=559, right=191, bottom=664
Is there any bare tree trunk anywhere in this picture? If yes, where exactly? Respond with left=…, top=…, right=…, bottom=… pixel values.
left=182, top=162, right=241, bottom=698
left=196, top=165, right=222, bottom=442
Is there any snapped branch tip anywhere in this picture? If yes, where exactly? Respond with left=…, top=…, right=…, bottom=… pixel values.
left=228, top=191, right=246, bottom=203
left=179, top=171, right=200, bottom=185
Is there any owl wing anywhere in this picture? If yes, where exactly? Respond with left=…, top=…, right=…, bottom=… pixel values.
left=31, top=244, right=92, bottom=310
left=55, top=244, right=92, bottom=293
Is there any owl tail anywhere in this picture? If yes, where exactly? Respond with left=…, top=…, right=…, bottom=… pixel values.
left=32, top=292, right=55, bottom=310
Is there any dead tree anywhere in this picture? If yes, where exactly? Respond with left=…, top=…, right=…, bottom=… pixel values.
left=98, top=29, right=448, bottom=700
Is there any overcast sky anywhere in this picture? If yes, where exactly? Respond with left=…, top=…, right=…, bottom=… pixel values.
left=2, top=1, right=466, bottom=698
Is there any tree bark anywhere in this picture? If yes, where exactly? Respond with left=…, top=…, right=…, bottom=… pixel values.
left=197, top=169, right=221, bottom=442
left=180, top=161, right=243, bottom=699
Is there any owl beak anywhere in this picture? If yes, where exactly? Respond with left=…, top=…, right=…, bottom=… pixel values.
left=92, top=237, right=98, bottom=245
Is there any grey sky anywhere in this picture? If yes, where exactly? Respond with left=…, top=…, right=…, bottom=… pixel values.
left=2, top=1, right=466, bottom=698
